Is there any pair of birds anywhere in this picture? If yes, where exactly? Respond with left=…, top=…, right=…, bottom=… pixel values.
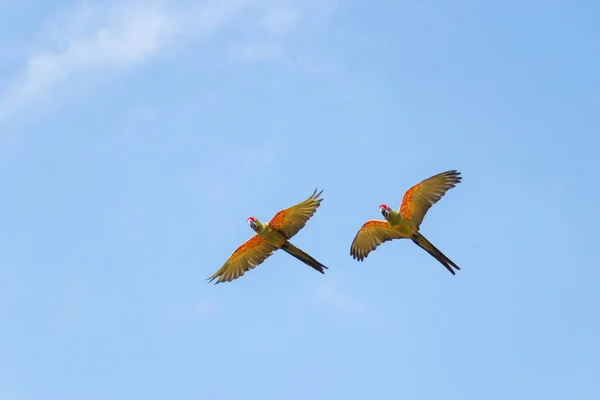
left=208, top=170, right=463, bottom=284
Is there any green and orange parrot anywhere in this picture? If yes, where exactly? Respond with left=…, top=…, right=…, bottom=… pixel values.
left=350, top=170, right=462, bottom=275
left=208, top=189, right=327, bottom=284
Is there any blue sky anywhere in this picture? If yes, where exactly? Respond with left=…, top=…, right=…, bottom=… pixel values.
left=1, top=0, right=599, bottom=398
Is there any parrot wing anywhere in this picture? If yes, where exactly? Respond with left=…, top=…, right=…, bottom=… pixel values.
left=268, top=189, right=323, bottom=239
left=399, top=170, right=461, bottom=228
left=350, top=219, right=404, bottom=261
left=208, top=235, right=277, bottom=284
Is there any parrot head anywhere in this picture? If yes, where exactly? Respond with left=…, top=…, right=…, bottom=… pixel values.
left=379, top=204, right=391, bottom=219
left=247, top=216, right=259, bottom=231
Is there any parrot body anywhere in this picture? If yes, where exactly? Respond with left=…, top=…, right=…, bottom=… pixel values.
left=350, top=170, right=462, bottom=275
left=208, top=189, right=327, bottom=284
left=248, top=220, right=287, bottom=247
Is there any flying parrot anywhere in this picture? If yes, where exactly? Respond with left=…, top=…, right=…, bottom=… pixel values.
left=208, top=189, right=328, bottom=284
left=350, top=170, right=462, bottom=275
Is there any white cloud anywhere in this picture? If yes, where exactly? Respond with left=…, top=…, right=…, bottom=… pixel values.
left=0, top=1, right=184, bottom=120
left=0, top=0, right=333, bottom=121
left=313, top=282, right=368, bottom=316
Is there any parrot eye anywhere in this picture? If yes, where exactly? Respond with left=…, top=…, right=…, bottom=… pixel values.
left=380, top=208, right=389, bottom=218
left=247, top=219, right=257, bottom=230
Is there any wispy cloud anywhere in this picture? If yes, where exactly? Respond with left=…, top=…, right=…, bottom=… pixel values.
left=0, top=0, right=335, bottom=121
left=313, top=282, right=369, bottom=317
left=0, top=1, right=183, bottom=119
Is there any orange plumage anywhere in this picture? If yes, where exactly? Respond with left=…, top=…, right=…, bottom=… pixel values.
left=350, top=170, right=462, bottom=275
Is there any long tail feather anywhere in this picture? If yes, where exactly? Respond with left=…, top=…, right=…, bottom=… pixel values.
left=412, top=232, right=461, bottom=275
left=281, top=241, right=328, bottom=274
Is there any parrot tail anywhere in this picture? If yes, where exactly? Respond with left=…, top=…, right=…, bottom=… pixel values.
left=412, top=232, right=461, bottom=275
left=281, top=241, right=328, bottom=274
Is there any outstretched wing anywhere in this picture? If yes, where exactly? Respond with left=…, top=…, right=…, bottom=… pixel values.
left=350, top=220, right=404, bottom=261
left=268, top=189, right=323, bottom=239
left=399, top=170, right=462, bottom=228
left=208, top=235, right=277, bottom=284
